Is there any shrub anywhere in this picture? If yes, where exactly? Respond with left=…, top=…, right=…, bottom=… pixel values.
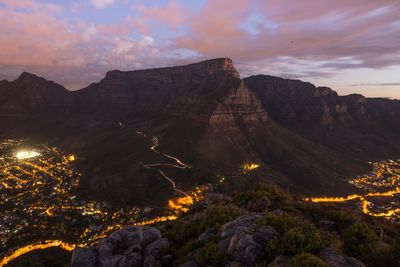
left=197, top=242, right=229, bottom=266
left=267, top=224, right=330, bottom=257
left=234, top=183, right=291, bottom=208
left=258, top=214, right=303, bottom=234
left=342, top=222, right=379, bottom=258
left=288, top=253, right=328, bottom=267
left=201, top=204, right=243, bottom=230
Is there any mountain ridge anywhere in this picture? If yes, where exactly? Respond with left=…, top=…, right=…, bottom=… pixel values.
left=0, top=58, right=399, bottom=201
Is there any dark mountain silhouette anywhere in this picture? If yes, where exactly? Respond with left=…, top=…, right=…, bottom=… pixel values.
left=1, top=58, right=399, bottom=204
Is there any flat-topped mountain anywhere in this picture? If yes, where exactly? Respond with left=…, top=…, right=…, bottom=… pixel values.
left=1, top=58, right=400, bottom=204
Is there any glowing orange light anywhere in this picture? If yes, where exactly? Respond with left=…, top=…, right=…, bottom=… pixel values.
left=241, top=163, right=260, bottom=171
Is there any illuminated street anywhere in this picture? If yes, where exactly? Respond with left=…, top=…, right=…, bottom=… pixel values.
left=304, top=160, right=400, bottom=222
left=0, top=137, right=204, bottom=266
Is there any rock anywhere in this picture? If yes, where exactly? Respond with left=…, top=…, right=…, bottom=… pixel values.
left=179, top=261, right=199, bottom=267
left=118, top=252, right=142, bottom=267
left=186, top=248, right=201, bottom=261
left=246, top=196, right=271, bottom=212
left=124, top=226, right=162, bottom=246
left=161, top=254, right=174, bottom=267
left=253, top=225, right=279, bottom=246
left=71, top=247, right=98, bottom=267
left=319, top=248, right=366, bottom=267
left=227, top=227, right=263, bottom=265
left=198, top=228, right=216, bottom=242
left=218, top=238, right=231, bottom=252
left=267, top=256, right=289, bottom=267
left=143, top=255, right=161, bottom=267
left=225, top=262, right=242, bottom=267
left=145, top=238, right=169, bottom=259
left=72, top=226, right=166, bottom=267
left=219, top=213, right=265, bottom=239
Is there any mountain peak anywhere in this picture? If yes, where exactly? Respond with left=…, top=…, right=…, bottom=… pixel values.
left=16, top=72, right=45, bottom=83
left=186, top=57, right=239, bottom=78
left=103, top=58, right=240, bottom=81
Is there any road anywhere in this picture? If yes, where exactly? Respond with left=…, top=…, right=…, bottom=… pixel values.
left=136, top=131, right=190, bottom=196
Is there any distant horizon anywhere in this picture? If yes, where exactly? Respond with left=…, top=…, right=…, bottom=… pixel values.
left=3, top=58, right=399, bottom=100
left=0, top=0, right=399, bottom=99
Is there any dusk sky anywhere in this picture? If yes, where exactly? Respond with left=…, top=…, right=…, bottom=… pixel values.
left=0, top=0, right=399, bottom=98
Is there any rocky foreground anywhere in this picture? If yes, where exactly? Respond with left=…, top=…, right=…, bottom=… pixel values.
left=71, top=184, right=400, bottom=267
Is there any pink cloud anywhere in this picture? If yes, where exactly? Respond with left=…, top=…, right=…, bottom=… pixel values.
left=0, top=0, right=400, bottom=96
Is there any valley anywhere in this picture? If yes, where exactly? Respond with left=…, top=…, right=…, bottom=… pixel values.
left=0, top=137, right=204, bottom=266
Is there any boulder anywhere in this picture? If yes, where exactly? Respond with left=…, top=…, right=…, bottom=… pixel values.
left=319, top=248, right=366, bottom=267
left=253, top=225, right=279, bottom=246
left=161, top=254, right=174, bottom=267
left=219, top=213, right=264, bottom=239
left=198, top=228, right=216, bottom=242
left=145, top=238, right=169, bottom=259
left=143, top=255, right=161, bottom=267
left=179, top=261, right=199, bottom=267
left=246, top=196, right=271, bottom=212
left=71, top=226, right=166, bottom=267
left=71, top=247, right=98, bottom=267
left=267, top=256, right=289, bottom=267
left=227, top=227, right=263, bottom=265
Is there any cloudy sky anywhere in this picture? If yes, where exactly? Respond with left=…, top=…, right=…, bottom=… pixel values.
left=0, top=0, right=399, bottom=98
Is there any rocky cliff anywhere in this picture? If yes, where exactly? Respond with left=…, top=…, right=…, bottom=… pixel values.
left=244, top=75, right=400, bottom=159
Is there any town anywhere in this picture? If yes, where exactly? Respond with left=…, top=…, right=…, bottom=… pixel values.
left=0, top=139, right=204, bottom=265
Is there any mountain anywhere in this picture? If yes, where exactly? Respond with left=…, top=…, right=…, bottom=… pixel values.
left=1, top=58, right=400, bottom=205
left=244, top=75, right=400, bottom=159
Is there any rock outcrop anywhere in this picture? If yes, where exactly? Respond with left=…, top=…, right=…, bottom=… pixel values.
left=319, top=249, right=366, bottom=267
left=71, top=226, right=171, bottom=267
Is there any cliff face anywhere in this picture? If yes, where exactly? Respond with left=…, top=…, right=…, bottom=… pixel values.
left=73, top=58, right=266, bottom=125
left=244, top=75, right=400, bottom=159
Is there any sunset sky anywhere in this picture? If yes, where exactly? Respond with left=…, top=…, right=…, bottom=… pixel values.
left=0, top=0, right=399, bottom=98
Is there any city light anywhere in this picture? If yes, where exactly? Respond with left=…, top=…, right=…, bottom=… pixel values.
left=0, top=137, right=205, bottom=266
left=304, top=160, right=400, bottom=220
left=15, top=150, right=40, bottom=160
left=242, top=163, right=261, bottom=171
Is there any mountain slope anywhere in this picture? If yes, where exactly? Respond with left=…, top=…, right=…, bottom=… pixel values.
left=244, top=75, right=400, bottom=160
left=1, top=59, right=399, bottom=204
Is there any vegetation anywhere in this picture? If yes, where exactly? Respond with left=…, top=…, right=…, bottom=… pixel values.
left=266, top=222, right=331, bottom=257
left=234, top=183, right=292, bottom=208
left=196, top=242, right=229, bottom=266
left=288, top=253, right=328, bottom=267
left=162, top=203, right=242, bottom=265
left=342, top=222, right=379, bottom=258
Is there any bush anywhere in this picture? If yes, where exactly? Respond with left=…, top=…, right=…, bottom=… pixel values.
left=267, top=224, right=330, bottom=257
left=342, top=222, right=379, bottom=258
left=258, top=214, right=303, bottom=234
left=234, top=183, right=291, bottom=208
left=288, top=253, right=328, bottom=267
left=197, top=242, right=229, bottom=266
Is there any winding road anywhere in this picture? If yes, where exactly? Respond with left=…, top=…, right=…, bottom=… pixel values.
left=136, top=131, right=190, bottom=196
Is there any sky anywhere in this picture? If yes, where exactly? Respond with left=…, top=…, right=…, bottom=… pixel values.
left=0, top=0, right=399, bottom=99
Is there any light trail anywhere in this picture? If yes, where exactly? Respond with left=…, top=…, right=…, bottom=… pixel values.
left=304, top=160, right=400, bottom=220
left=136, top=131, right=190, bottom=196
left=0, top=241, right=77, bottom=267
